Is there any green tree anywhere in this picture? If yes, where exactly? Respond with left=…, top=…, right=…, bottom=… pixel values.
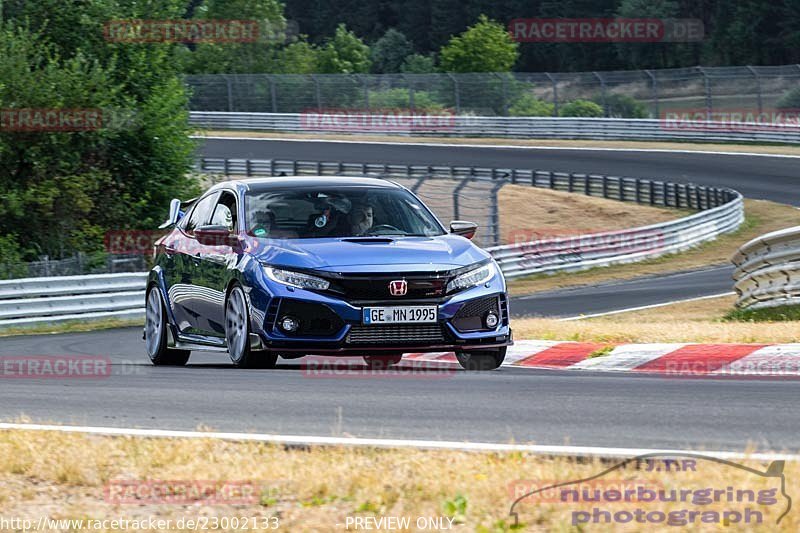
left=401, top=54, right=437, bottom=73
left=317, top=24, right=371, bottom=74
left=509, top=93, right=555, bottom=117
left=439, top=15, right=518, bottom=73
left=370, top=29, right=414, bottom=73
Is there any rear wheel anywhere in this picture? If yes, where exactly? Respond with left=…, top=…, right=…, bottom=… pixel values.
left=456, top=346, right=506, bottom=371
left=225, top=284, right=278, bottom=369
left=145, top=287, right=190, bottom=366
left=363, top=354, right=403, bottom=370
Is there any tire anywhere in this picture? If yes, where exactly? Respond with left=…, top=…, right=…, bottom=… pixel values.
left=225, top=284, right=278, bottom=369
left=363, top=354, right=403, bottom=370
left=456, top=346, right=506, bottom=371
left=145, top=286, right=190, bottom=366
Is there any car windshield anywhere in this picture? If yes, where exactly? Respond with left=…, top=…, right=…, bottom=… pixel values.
left=245, top=186, right=445, bottom=239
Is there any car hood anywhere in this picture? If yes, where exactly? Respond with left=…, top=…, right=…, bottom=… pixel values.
left=250, top=235, right=489, bottom=273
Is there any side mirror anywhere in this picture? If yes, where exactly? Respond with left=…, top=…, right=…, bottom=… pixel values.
left=449, top=220, right=478, bottom=240
left=158, top=198, right=184, bottom=229
left=194, top=225, right=235, bottom=246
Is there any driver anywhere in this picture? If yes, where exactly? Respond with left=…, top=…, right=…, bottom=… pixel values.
left=348, top=203, right=374, bottom=236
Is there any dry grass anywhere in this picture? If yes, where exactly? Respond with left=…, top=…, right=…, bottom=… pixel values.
left=197, top=130, right=800, bottom=156
left=498, top=185, right=685, bottom=245
left=511, top=294, right=800, bottom=344
left=508, top=199, right=800, bottom=295
left=0, top=429, right=797, bottom=532
left=0, top=318, right=143, bottom=338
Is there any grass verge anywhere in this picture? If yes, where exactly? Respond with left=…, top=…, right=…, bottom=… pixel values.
left=0, top=428, right=795, bottom=532
left=512, top=294, right=800, bottom=344
left=725, top=304, right=800, bottom=323
left=0, top=318, right=143, bottom=338
left=508, top=199, right=799, bottom=295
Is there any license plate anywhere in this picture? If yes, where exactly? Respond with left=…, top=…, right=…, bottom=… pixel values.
left=362, top=306, right=438, bottom=324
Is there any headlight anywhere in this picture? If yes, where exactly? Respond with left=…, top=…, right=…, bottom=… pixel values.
left=446, top=262, right=497, bottom=293
left=264, top=267, right=330, bottom=291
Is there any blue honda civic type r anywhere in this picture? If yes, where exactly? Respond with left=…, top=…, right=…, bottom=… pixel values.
left=144, top=176, right=512, bottom=370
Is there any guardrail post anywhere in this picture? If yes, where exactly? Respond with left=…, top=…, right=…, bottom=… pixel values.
left=495, top=73, right=509, bottom=116
left=602, top=176, right=608, bottom=198
left=593, top=72, right=608, bottom=117
left=644, top=69, right=658, bottom=118
left=245, top=159, right=252, bottom=176
left=453, top=175, right=473, bottom=220
left=649, top=181, right=655, bottom=205
left=268, top=75, right=278, bottom=113
left=698, top=67, right=712, bottom=116
left=545, top=73, right=558, bottom=116
left=746, top=66, right=763, bottom=115
left=618, top=178, right=625, bottom=201
left=548, top=171, right=554, bottom=189
left=223, top=158, right=230, bottom=176
left=568, top=173, right=574, bottom=192
left=489, top=180, right=506, bottom=247
left=446, top=74, right=460, bottom=114
left=312, top=75, right=322, bottom=111
left=224, top=75, right=234, bottom=112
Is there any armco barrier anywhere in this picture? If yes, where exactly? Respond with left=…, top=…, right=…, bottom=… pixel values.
left=732, top=227, right=800, bottom=309
left=190, top=112, right=800, bottom=144
left=0, top=273, right=147, bottom=328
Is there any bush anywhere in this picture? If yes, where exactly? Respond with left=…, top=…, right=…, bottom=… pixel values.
left=776, top=87, right=800, bottom=110
left=509, top=93, right=554, bottom=116
left=367, top=88, right=445, bottom=111
left=559, top=99, right=604, bottom=117
left=594, top=93, right=648, bottom=118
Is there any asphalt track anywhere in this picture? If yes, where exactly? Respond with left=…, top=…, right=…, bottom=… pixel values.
left=2, top=138, right=796, bottom=452
left=1, top=327, right=799, bottom=452
left=510, top=265, right=735, bottom=318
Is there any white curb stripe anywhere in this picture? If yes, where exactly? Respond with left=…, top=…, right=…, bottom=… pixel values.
left=713, top=344, right=800, bottom=376
left=0, top=422, right=795, bottom=461
left=568, top=343, right=687, bottom=371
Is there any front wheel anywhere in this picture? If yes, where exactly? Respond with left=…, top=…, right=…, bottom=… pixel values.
left=456, top=347, right=506, bottom=371
left=145, top=286, right=190, bottom=366
left=225, top=284, right=278, bottom=369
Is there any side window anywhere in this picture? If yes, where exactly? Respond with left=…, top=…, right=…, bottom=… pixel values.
left=183, top=193, right=219, bottom=234
left=210, top=191, right=237, bottom=231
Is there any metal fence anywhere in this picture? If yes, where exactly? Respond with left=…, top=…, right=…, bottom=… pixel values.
left=732, top=227, right=800, bottom=310
left=185, top=65, right=800, bottom=117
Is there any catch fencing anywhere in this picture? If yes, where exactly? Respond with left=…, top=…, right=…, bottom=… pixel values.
left=732, top=227, right=800, bottom=310
left=185, top=65, right=800, bottom=118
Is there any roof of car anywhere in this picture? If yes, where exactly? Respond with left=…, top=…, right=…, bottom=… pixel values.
left=213, top=176, right=403, bottom=193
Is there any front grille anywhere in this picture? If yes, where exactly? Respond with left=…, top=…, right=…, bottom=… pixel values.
left=346, top=324, right=445, bottom=345
left=322, top=274, right=449, bottom=300
left=452, top=296, right=500, bottom=332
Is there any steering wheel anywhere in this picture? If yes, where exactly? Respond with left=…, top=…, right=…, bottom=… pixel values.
left=366, top=224, right=402, bottom=235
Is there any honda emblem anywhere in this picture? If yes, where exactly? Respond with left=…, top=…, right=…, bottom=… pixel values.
left=389, top=280, right=408, bottom=296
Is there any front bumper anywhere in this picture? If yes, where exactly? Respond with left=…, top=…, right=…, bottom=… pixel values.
left=247, top=273, right=512, bottom=355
